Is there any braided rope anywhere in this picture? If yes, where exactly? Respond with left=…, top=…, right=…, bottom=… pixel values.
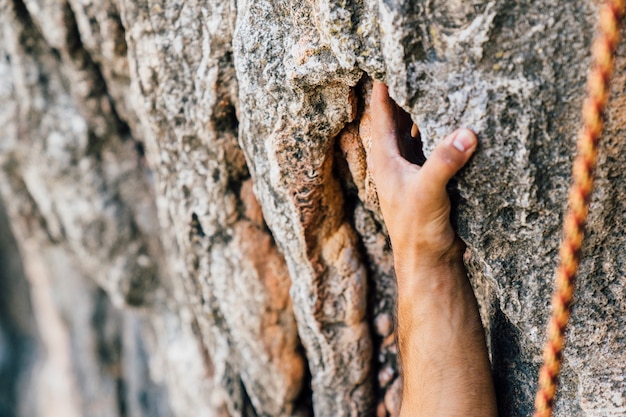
left=533, top=2, right=625, bottom=416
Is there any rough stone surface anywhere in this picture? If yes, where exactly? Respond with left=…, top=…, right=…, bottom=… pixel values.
left=1, top=0, right=626, bottom=416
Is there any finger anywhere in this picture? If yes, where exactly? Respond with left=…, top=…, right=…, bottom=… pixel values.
left=370, top=81, right=402, bottom=177
left=408, top=123, right=426, bottom=166
left=419, top=128, right=477, bottom=193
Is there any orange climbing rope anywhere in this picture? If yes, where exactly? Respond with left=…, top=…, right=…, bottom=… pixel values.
left=533, top=1, right=625, bottom=416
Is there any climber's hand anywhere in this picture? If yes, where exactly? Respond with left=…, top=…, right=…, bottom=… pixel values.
left=369, top=81, right=477, bottom=277
left=369, top=81, right=497, bottom=417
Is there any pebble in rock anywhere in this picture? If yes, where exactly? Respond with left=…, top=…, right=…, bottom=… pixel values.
left=374, top=313, right=393, bottom=337
left=385, top=377, right=402, bottom=417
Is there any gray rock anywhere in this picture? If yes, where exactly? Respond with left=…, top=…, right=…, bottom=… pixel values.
left=1, top=0, right=625, bottom=415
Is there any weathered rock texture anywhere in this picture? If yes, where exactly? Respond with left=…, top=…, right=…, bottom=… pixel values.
left=1, top=0, right=625, bottom=416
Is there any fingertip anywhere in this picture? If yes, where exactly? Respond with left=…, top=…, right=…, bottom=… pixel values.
left=419, top=128, right=478, bottom=191
left=372, top=81, right=392, bottom=110
left=372, top=80, right=388, bottom=96
left=448, top=128, right=477, bottom=154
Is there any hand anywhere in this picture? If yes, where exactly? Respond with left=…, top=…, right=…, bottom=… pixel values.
left=368, top=81, right=497, bottom=417
left=368, top=81, right=477, bottom=276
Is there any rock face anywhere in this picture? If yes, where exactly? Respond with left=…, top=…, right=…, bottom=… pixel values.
left=1, top=0, right=625, bottom=416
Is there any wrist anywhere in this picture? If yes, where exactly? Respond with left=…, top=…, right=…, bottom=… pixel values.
left=393, top=236, right=466, bottom=277
left=396, top=259, right=468, bottom=302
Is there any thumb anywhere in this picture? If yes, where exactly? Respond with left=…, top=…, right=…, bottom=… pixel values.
left=369, top=81, right=402, bottom=180
left=419, top=128, right=477, bottom=193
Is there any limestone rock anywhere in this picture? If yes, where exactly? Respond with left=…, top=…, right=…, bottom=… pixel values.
left=1, top=0, right=626, bottom=416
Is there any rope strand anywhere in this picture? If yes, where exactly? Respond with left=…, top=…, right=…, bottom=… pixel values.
left=533, top=1, right=625, bottom=416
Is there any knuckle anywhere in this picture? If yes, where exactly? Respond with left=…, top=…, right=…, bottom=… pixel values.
left=433, top=147, right=459, bottom=167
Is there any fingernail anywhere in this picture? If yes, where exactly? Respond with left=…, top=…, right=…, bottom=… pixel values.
left=451, top=129, right=476, bottom=152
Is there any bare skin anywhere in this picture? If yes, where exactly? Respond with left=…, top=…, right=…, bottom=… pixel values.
left=369, top=81, right=498, bottom=417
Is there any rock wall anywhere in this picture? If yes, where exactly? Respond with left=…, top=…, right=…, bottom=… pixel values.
left=1, top=0, right=625, bottom=416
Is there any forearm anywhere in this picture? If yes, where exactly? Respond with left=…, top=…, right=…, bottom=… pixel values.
left=396, top=255, right=498, bottom=417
